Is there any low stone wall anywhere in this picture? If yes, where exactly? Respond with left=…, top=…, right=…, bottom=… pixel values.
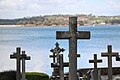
left=101, top=75, right=120, bottom=80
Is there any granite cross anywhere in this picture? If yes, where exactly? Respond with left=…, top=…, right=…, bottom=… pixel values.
left=89, top=54, right=102, bottom=80
left=21, top=51, right=30, bottom=80
left=56, top=17, right=90, bottom=80
left=101, top=45, right=118, bottom=80
left=10, top=47, right=21, bottom=80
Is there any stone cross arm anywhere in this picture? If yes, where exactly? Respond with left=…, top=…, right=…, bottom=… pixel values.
left=89, top=59, right=102, bottom=63
left=56, top=31, right=90, bottom=39
left=101, top=45, right=118, bottom=57
left=89, top=54, right=102, bottom=63
left=10, top=52, right=17, bottom=58
left=101, top=52, right=118, bottom=57
left=116, top=55, right=120, bottom=61
left=21, top=51, right=31, bottom=60
left=51, top=62, right=69, bottom=67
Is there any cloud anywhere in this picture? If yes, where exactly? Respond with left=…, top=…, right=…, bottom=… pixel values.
left=0, top=0, right=25, bottom=10
left=0, top=0, right=120, bottom=18
left=108, top=0, right=120, bottom=8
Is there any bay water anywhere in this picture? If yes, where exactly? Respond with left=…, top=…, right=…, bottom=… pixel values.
left=0, top=25, right=120, bottom=75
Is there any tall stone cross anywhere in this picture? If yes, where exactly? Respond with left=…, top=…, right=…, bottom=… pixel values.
left=89, top=54, right=102, bottom=80
left=10, top=47, right=21, bottom=80
left=101, top=45, right=118, bottom=80
left=56, top=17, right=90, bottom=80
left=21, top=51, right=31, bottom=80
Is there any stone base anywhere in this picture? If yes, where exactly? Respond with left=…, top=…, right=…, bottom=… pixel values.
left=21, top=79, right=27, bottom=80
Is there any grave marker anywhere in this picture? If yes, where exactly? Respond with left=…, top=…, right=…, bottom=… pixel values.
left=50, top=42, right=65, bottom=79
left=89, top=54, right=102, bottom=80
left=21, top=51, right=30, bottom=80
left=10, top=47, right=21, bottom=80
left=50, top=42, right=65, bottom=63
left=56, top=17, right=90, bottom=80
left=101, top=45, right=118, bottom=80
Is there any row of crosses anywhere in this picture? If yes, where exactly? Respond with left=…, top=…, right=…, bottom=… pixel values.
left=50, top=17, right=120, bottom=80
left=89, top=45, right=120, bottom=80
left=10, top=47, right=31, bottom=80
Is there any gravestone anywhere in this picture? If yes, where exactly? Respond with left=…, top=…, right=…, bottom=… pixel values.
left=10, top=47, right=21, bottom=80
left=101, top=45, right=118, bottom=80
left=59, top=54, right=69, bottom=80
left=56, top=17, right=90, bottom=80
left=89, top=54, right=102, bottom=80
left=50, top=42, right=65, bottom=63
left=50, top=42, right=65, bottom=80
left=21, top=51, right=30, bottom=80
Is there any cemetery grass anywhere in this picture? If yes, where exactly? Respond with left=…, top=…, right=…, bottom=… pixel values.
left=0, top=70, right=49, bottom=80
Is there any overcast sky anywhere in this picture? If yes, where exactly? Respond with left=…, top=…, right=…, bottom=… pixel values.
left=0, top=0, right=120, bottom=19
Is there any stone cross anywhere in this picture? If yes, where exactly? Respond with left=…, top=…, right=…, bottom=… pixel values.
left=51, top=55, right=69, bottom=80
left=50, top=42, right=65, bottom=79
left=50, top=42, right=65, bottom=63
left=59, top=54, right=69, bottom=80
left=101, top=45, right=118, bottom=80
left=21, top=51, right=30, bottom=80
left=56, top=17, right=90, bottom=80
left=59, top=54, right=65, bottom=80
left=10, top=47, right=21, bottom=80
left=89, top=54, right=102, bottom=80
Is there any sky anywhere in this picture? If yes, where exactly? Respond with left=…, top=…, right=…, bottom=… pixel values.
left=0, top=0, right=120, bottom=19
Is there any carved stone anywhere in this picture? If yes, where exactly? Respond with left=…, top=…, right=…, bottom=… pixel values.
left=50, top=42, right=65, bottom=80
left=56, top=17, right=90, bottom=80
left=101, top=45, right=118, bottom=80
left=89, top=54, right=102, bottom=80
left=10, top=47, right=21, bottom=80
left=21, top=51, right=30, bottom=80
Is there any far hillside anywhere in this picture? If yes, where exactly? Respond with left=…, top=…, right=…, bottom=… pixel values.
left=0, top=14, right=120, bottom=26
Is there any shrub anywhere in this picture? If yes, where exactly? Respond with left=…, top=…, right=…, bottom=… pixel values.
left=26, top=72, right=49, bottom=80
left=0, top=70, right=16, bottom=80
left=0, top=71, right=49, bottom=80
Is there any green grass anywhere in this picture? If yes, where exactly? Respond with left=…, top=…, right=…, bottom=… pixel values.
left=0, top=71, right=49, bottom=80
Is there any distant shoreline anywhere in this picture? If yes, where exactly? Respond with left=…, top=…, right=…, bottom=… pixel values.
left=0, top=25, right=24, bottom=27
left=0, top=24, right=120, bottom=27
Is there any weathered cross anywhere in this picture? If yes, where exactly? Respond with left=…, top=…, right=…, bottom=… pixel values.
left=101, top=45, right=118, bottom=80
left=58, top=54, right=64, bottom=80
left=89, top=54, right=102, bottom=80
left=10, top=47, right=21, bottom=80
left=56, top=17, right=90, bottom=80
left=50, top=42, right=65, bottom=63
left=21, top=51, right=30, bottom=80
left=50, top=42, right=65, bottom=79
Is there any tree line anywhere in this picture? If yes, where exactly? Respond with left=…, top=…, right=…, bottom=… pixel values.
left=0, top=14, right=120, bottom=26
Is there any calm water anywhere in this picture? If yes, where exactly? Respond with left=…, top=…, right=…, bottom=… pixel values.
left=0, top=25, right=120, bottom=75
